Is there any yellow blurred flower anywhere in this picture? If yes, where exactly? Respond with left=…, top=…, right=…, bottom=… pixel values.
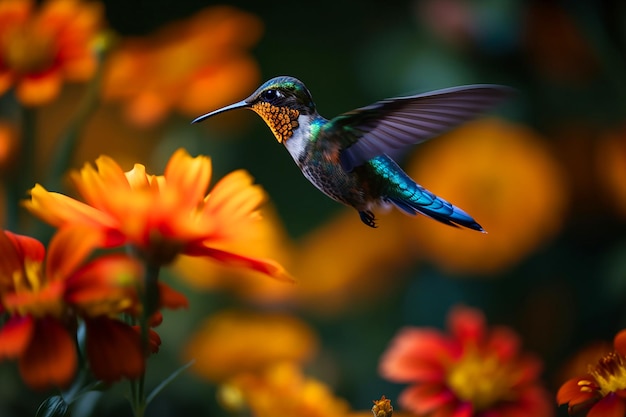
left=184, top=310, right=317, bottom=382
left=597, top=128, right=626, bottom=218
left=218, top=361, right=350, bottom=417
left=0, top=0, right=103, bottom=106
left=291, top=210, right=413, bottom=314
left=101, top=5, right=262, bottom=126
left=175, top=208, right=413, bottom=314
left=403, top=118, right=567, bottom=274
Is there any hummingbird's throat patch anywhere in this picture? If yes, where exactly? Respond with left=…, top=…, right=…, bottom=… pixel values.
left=251, top=102, right=300, bottom=143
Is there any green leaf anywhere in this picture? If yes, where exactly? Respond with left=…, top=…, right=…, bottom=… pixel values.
left=145, top=360, right=195, bottom=406
left=36, top=396, right=69, bottom=417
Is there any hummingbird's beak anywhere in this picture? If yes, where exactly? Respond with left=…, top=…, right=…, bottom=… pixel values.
left=191, top=100, right=249, bottom=124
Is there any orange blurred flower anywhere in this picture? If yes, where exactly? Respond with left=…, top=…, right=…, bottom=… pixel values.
left=184, top=310, right=317, bottom=382
left=0, top=227, right=148, bottom=388
left=597, top=128, right=626, bottom=218
left=379, top=305, right=553, bottom=417
left=101, top=5, right=262, bottom=126
left=404, top=118, right=567, bottom=274
left=24, top=148, right=291, bottom=281
left=557, top=329, right=626, bottom=417
left=218, top=361, right=350, bottom=417
left=0, top=0, right=103, bottom=106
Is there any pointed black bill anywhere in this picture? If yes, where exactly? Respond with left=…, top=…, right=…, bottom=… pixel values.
left=191, top=100, right=249, bottom=124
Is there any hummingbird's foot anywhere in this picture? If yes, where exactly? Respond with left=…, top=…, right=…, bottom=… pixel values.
left=359, top=210, right=377, bottom=228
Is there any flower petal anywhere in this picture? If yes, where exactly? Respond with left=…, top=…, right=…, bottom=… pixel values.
left=588, top=393, right=626, bottom=417
left=0, top=316, right=34, bottom=359
left=46, top=226, right=105, bottom=282
left=16, top=71, right=62, bottom=106
left=557, top=376, right=596, bottom=406
left=24, top=184, right=119, bottom=230
left=18, top=317, right=76, bottom=389
left=158, top=282, right=189, bottom=310
left=448, top=305, right=486, bottom=346
left=65, top=254, right=142, bottom=316
left=398, top=384, right=455, bottom=414
left=3, top=230, right=45, bottom=262
left=379, top=328, right=453, bottom=382
left=85, top=317, right=144, bottom=382
left=185, top=245, right=293, bottom=282
left=164, top=149, right=212, bottom=206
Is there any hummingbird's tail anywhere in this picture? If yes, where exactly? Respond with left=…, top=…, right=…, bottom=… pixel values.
left=387, top=183, right=485, bottom=232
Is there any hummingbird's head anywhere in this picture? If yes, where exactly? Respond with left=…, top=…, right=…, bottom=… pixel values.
left=192, top=76, right=316, bottom=144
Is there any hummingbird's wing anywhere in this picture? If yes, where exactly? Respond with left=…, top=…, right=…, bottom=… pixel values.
left=326, top=85, right=513, bottom=172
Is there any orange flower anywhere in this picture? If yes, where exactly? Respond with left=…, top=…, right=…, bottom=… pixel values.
left=597, top=128, right=626, bottom=218
left=219, top=362, right=350, bottom=417
left=0, top=0, right=103, bottom=105
left=185, top=310, right=317, bottom=382
left=404, top=118, right=567, bottom=274
left=379, top=305, right=553, bottom=417
left=101, top=6, right=261, bottom=126
left=557, top=330, right=626, bottom=417
left=24, top=148, right=291, bottom=281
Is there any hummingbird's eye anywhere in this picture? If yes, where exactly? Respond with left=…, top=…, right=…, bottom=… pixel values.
left=262, top=89, right=281, bottom=101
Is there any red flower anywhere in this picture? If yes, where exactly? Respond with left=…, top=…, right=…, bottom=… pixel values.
left=0, top=227, right=178, bottom=388
left=379, top=305, right=553, bottom=417
left=557, top=329, right=626, bottom=417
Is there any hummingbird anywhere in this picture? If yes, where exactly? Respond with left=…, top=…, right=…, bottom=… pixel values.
left=192, top=76, right=511, bottom=230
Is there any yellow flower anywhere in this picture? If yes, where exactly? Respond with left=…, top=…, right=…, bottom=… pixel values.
left=101, top=5, right=262, bottom=126
left=184, top=310, right=317, bottom=382
left=403, top=118, right=567, bottom=274
left=23, top=148, right=291, bottom=280
left=0, top=0, right=103, bottom=105
left=219, top=362, right=350, bottom=417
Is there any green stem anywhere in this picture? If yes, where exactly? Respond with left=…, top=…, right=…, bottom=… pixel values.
left=129, top=258, right=161, bottom=417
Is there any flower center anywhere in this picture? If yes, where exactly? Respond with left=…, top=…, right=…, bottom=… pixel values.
left=586, top=352, right=626, bottom=396
left=446, top=350, right=516, bottom=411
left=3, top=26, right=57, bottom=74
left=2, top=259, right=65, bottom=318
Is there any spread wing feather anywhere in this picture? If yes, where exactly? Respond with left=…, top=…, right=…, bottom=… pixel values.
left=321, top=84, right=513, bottom=171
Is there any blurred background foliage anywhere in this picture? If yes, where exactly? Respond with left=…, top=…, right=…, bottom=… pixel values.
left=1, top=0, right=626, bottom=416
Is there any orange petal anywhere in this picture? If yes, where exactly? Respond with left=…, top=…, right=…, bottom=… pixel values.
left=185, top=245, right=293, bottom=282
left=158, top=282, right=189, bottom=310
left=46, top=226, right=105, bottom=282
left=24, top=184, right=119, bottom=230
left=557, top=376, right=595, bottom=405
left=85, top=317, right=145, bottom=382
left=164, top=149, right=212, bottom=206
left=18, top=317, right=76, bottom=389
left=0, top=316, right=34, bottom=359
left=16, top=72, right=62, bottom=106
